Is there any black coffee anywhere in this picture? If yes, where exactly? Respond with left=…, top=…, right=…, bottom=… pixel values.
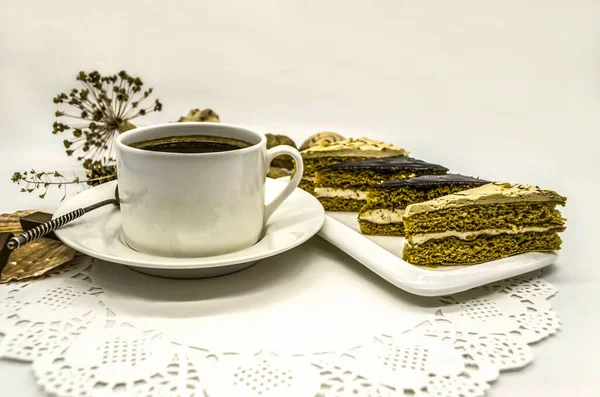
left=129, top=135, right=252, bottom=154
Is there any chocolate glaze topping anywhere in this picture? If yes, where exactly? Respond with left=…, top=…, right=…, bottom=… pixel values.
left=376, top=173, right=490, bottom=188
left=324, top=156, right=448, bottom=172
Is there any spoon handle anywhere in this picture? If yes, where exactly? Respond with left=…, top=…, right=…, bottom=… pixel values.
left=7, top=208, right=85, bottom=250
left=7, top=199, right=118, bottom=250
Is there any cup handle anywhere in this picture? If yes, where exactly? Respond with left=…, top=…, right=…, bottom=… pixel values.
left=264, top=145, right=304, bottom=221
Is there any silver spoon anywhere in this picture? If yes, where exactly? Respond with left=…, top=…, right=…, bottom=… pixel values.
left=6, top=186, right=120, bottom=251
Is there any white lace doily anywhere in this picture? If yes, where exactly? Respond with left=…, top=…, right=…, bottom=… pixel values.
left=0, top=248, right=560, bottom=397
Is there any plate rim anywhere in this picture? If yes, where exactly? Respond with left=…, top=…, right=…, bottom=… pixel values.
left=319, top=212, right=557, bottom=296
left=54, top=179, right=325, bottom=269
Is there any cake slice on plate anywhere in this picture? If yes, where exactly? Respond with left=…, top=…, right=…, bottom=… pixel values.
left=300, top=137, right=409, bottom=193
left=402, top=182, right=567, bottom=266
left=359, top=174, right=490, bottom=236
left=313, top=156, right=448, bottom=212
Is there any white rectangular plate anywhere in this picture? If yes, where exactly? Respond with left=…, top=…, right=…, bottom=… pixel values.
left=319, top=212, right=557, bottom=296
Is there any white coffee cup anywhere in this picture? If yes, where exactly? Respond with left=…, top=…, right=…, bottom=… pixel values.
left=115, top=122, right=303, bottom=257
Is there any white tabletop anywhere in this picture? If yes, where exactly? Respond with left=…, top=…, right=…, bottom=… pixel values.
left=1, top=0, right=599, bottom=395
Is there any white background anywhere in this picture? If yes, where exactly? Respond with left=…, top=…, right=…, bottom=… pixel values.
left=0, top=0, right=599, bottom=395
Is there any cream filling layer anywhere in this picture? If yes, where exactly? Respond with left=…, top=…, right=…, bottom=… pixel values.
left=358, top=208, right=405, bottom=224
left=408, top=225, right=560, bottom=246
left=314, top=187, right=367, bottom=200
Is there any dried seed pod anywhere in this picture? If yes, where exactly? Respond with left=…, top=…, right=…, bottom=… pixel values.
left=266, top=167, right=292, bottom=179
left=265, top=134, right=297, bottom=149
left=178, top=108, right=220, bottom=122
left=300, top=131, right=345, bottom=151
left=265, top=134, right=297, bottom=170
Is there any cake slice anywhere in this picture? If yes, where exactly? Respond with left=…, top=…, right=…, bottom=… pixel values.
left=402, top=182, right=567, bottom=266
left=300, top=137, right=409, bottom=193
left=359, top=174, right=490, bottom=236
left=314, top=156, right=448, bottom=212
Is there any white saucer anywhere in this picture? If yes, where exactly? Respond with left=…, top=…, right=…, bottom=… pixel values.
left=54, top=179, right=325, bottom=278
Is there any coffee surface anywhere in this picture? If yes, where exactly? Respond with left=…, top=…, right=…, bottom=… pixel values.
left=130, top=135, right=252, bottom=154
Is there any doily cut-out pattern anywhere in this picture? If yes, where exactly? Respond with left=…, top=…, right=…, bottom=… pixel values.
left=200, top=355, right=321, bottom=397
left=310, top=360, right=390, bottom=397
left=0, top=256, right=105, bottom=362
left=0, top=258, right=559, bottom=397
left=33, top=326, right=207, bottom=397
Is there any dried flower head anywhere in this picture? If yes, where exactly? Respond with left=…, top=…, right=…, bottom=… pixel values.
left=11, top=70, right=163, bottom=200
left=53, top=70, right=163, bottom=162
